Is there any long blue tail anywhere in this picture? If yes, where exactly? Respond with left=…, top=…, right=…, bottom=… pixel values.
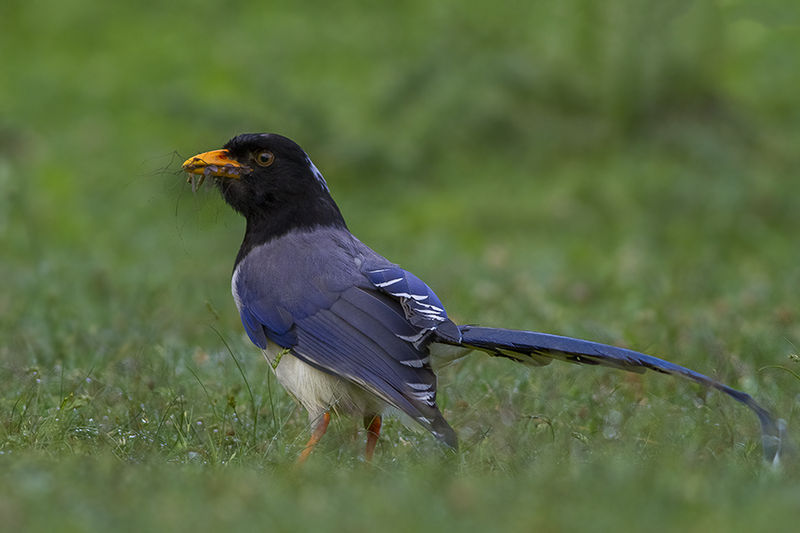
left=457, top=325, right=784, bottom=464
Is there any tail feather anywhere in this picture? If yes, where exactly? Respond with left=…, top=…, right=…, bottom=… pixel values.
left=457, top=325, right=784, bottom=464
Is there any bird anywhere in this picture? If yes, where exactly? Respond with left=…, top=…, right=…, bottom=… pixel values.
left=181, top=132, right=783, bottom=464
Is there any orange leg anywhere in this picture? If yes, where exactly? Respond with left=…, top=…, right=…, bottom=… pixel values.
left=364, top=414, right=382, bottom=462
left=297, top=412, right=331, bottom=464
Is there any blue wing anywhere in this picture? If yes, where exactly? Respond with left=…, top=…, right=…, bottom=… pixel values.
left=364, top=265, right=462, bottom=346
left=231, top=238, right=458, bottom=446
left=234, top=271, right=297, bottom=349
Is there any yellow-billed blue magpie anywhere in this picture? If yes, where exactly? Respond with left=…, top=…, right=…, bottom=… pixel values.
left=182, top=133, right=783, bottom=463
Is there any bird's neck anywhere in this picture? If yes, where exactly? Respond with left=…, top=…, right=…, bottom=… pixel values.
left=234, top=197, right=347, bottom=267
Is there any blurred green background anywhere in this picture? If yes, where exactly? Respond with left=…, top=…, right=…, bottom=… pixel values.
left=2, top=0, right=800, bottom=531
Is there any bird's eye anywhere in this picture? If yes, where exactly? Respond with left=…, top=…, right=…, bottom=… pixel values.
left=255, top=150, right=275, bottom=167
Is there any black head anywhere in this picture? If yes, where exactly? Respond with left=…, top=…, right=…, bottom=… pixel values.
left=183, top=133, right=347, bottom=255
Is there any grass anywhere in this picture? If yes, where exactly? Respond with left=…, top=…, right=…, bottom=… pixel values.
left=2, top=0, right=800, bottom=530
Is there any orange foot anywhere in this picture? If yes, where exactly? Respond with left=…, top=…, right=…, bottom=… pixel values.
left=364, top=414, right=382, bottom=462
left=297, top=412, right=331, bottom=464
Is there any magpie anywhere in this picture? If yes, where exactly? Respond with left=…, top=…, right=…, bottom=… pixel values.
left=182, top=133, right=783, bottom=463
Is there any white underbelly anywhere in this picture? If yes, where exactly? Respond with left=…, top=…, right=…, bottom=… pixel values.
left=262, top=342, right=376, bottom=421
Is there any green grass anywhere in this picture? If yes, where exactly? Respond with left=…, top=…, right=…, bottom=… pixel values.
left=2, top=0, right=800, bottom=530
